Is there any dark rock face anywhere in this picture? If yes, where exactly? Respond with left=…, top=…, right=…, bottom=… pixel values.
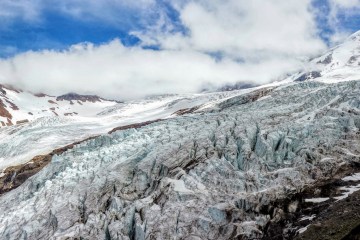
left=0, top=99, right=12, bottom=120
left=108, top=119, right=162, bottom=134
left=34, top=93, right=48, bottom=97
left=56, top=93, right=103, bottom=103
left=0, top=154, right=52, bottom=195
left=348, top=55, right=360, bottom=65
left=16, top=119, right=29, bottom=125
left=218, top=87, right=273, bottom=109
left=295, top=71, right=322, bottom=82
left=0, top=85, right=6, bottom=95
left=295, top=184, right=360, bottom=240
left=172, top=106, right=201, bottom=116
left=0, top=135, right=99, bottom=195
left=0, top=84, right=22, bottom=93
left=0, top=120, right=162, bottom=195
left=5, top=99, right=19, bottom=110
left=218, top=82, right=259, bottom=92
left=317, top=54, right=333, bottom=65
left=263, top=163, right=360, bottom=240
left=48, top=100, right=57, bottom=104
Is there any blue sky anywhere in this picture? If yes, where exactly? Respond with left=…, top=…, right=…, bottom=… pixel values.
left=0, top=0, right=182, bottom=57
left=0, top=0, right=359, bottom=99
left=1, top=0, right=358, bottom=58
left=312, top=0, right=360, bottom=42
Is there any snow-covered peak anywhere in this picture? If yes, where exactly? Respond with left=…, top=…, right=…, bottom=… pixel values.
left=347, top=29, right=360, bottom=40
left=288, top=31, right=360, bottom=83
left=0, top=85, right=118, bottom=126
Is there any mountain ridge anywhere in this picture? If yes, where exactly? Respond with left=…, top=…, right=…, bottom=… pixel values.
left=0, top=84, right=119, bottom=126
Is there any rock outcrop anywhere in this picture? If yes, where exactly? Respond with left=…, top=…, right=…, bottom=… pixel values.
left=56, top=93, right=104, bottom=103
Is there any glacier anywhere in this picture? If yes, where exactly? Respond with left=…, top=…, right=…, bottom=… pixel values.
left=0, top=80, right=359, bottom=239
left=0, top=86, right=257, bottom=171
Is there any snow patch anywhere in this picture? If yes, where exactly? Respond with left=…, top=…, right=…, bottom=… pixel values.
left=342, top=173, right=360, bottom=182
left=297, top=225, right=309, bottom=234
left=166, top=178, right=194, bottom=193
left=334, top=184, right=360, bottom=201
left=304, top=198, right=330, bottom=203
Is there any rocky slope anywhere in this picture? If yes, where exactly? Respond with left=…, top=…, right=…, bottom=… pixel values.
left=294, top=173, right=360, bottom=240
left=0, top=80, right=359, bottom=239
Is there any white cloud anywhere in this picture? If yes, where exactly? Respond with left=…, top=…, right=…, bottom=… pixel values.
left=137, top=0, right=326, bottom=57
left=0, top=40, right=303, bottom=100
left=330, top=0, right=360, bottom=8
left=0, top=0, right=331, bottom=99
left=0, top=0, right=42, bottom=23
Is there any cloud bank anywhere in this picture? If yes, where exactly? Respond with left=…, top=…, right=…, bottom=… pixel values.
left=0, top=0, right=336, bottom=99
left=0, top=40, right=303, bottom=99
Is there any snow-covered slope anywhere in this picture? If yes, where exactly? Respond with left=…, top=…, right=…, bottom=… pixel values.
left=288, top=30, right=360, bottom=83
left=0, top=85, right=118, bottom=126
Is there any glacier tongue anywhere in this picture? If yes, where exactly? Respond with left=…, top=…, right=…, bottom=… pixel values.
left=0, top=87, right=255, bottom=171
left=0, top=80, right=359, bottom=239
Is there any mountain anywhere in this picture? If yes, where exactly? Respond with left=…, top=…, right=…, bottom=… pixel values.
left=0, top=34, right=359, bottom=239
left=289, top=30, right=360, bottom=83
left=217, top=82, right=259, bottom=92
left=0, top=85, right=118, bottom=126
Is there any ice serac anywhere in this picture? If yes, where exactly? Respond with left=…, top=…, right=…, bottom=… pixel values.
left=0, top=87, right=255, bottom=171
left=0, top=80, right=359, bottom=239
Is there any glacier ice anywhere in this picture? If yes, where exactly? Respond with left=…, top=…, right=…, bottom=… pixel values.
left=0, top=80, right=359, bottom=239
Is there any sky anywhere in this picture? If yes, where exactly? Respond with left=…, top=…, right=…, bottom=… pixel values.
left=0, top=0, right=359, bottom=99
